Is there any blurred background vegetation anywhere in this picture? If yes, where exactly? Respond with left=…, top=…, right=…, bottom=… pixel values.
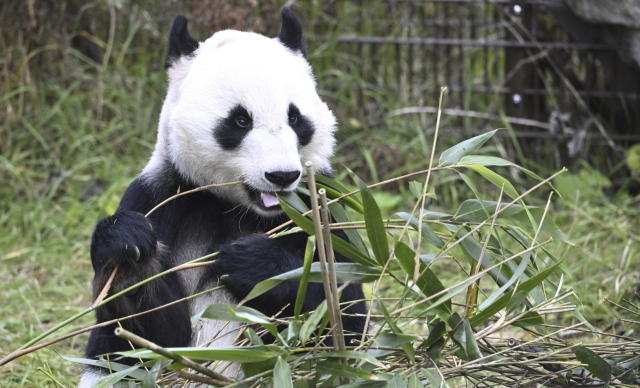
left=1, top=0, right=639, bottom=386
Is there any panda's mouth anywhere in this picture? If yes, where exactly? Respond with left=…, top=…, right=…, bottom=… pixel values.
left=260, top=192, right=280, bottom=208
left=245, top=186, right=287, bottom=210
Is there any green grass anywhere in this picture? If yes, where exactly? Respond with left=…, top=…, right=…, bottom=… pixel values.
left=1, top=2, right=640, bottom=386
left=0, top=34, right=168, bottom=385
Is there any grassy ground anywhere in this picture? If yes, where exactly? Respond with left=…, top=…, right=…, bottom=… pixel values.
left=1, top=3, right=640, bottom=387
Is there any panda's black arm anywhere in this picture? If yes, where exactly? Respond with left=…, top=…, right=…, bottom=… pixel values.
left=86, top=178, right=192, bottom=360
left=213, top=231, right=367, bottom=337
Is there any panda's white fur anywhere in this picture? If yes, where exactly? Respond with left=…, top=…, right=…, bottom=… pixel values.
left=144, top=29, right=336, bottom=216
left=81, top=9, right=366, bottom=387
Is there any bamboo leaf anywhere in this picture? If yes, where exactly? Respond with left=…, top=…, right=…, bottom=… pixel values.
left=469, top=260, right=562, bottom=327
left=396, top=212, right=445, bottom=249
left=61, top=357, right=149, bottom=380
left=421, top=319, right=446, bottom=349
left=299, top=300, right=328, bottom=343
left=273, top=262, right=382, bottom=283
left=322, top=350, right=379, bottom=365
left=284, top=320, right=301, bottom=344
left=442, top=224, right=511, bottom=287
left=512, top=311, right=544, bottom=327
left=394, top=240, right=451, bottom=313
left=295, top=236, right=316, bottom=318
left=226, top=306, right=286, bottom=344
left=280, top=199, right=376, bottom=266
left=280, top=191, right=309, bottom=213
left=376, top=295, right=415, bottom=362
left=422, top=368, right=448, bottom=388
left=462, top=165, right=519, bottom=199
left=408, top=373, right=421, bottom=388
left=197, top=304, right=268, bottom=323
left=449, top=317, right=482, bottom=361
left=316, top=182, right=364, bottom=213
left=376, top=332, right=419, bottom=347
left=92, top=364, right=141, bottom=388
left=354, top=174, right=390, bottom=266
left=279, top=197, right=315, bottom=235
left=244, top=327, right=264, bottom=346
left=142, top=360, right=172, bottom=388
left=456, top=171, right=490, bottom=219
left=510, top=210, right=569, bottom=244
left=317, top=361, right=378, bottom=380
left=332, top=236, right=379, bottom=267
left=438, top=130, right=498, bottom=166
left=453, top=200, right=569, bottom=244
left=573, top=345, right=612, bottom=382
left=479, top=252, right=530, bottom=310
left=409, top=180, right=423, bottom=200
left=242, top=357, right=278, bottom=378
left=457, top=155, right=560, bottom=196
left=245, top=279, right=284, bottom=301
left=506, top=290, right=528, bottom=314
left=329, top=201, right=369, bottom=256
left=333, top=381, right=387, bottom=388
left=274, top=356, right=294, bottom=388
left=117, top=346, right=281, bottom=363
left=452, top=199, right=528, bottom=222
left=314, top=174, right=362, bottom=206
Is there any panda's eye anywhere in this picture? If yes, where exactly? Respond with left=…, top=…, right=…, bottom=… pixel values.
left=289, top=114, right=298, bottom=125
left=235, top=116, right=249, bottom=128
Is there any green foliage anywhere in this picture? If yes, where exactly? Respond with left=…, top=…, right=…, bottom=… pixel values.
left=625, top=144, right=640, bottom=172
left=40, top=129, right=637, bottom=388
left=554, top=168, right=612, bottom=201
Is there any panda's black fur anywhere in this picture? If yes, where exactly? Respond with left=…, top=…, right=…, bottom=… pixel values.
left=84, top=8, right=366, bottom=375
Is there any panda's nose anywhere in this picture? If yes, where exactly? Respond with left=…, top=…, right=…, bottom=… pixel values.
left=265, top=171, right=301, bottom=187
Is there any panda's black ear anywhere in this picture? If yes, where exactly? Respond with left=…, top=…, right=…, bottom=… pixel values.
left=165, top=15, right=199, bottom=69
left=278, top=8, right=306, bottom=56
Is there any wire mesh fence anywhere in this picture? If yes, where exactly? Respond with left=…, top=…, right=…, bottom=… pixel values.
left=297, top=0, right=639, bottom=174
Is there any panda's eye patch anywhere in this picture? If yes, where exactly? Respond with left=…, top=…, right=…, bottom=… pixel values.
left=235, top=116, right=250, bottom=128
left=287, top=103, right=315, bottom=147
left=214, top=105, right=253, bottom=150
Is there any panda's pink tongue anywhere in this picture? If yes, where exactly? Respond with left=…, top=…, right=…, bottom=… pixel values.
left=261, top=192, right=280, bottom=208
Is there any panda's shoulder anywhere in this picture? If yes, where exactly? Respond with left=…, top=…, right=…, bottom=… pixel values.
left=117, top=162, right=198, bottom=215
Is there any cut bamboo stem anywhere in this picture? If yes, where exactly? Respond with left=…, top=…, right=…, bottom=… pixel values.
left=305, top=161, right=340, bottom=351
left=319, top=189, right=348, bottom=363
left=177, top=371, right=230, bottom=387
left=92, top=264, right=119, bottom=308
left=114, top=327, right=232, bottom=385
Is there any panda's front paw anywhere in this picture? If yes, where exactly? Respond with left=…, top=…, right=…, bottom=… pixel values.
left=90, top=210, right=158, bottom=273
left=215, top=234, right=280, bottom=301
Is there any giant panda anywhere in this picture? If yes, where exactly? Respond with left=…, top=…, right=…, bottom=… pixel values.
left=80, top=8, right=366, bottom=387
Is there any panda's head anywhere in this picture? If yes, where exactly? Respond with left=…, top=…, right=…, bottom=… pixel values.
left=146, top=9, right=336, bottom=217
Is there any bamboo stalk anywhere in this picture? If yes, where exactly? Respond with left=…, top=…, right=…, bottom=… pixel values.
left=13, top=252, right=218, bottom=353
left=177, top=371, right=228, bottom=386
left=92, top=264, right=120, bottom=308
left=305, top=161, right=340, bottom=351
left=319, top=189, right=348, bottom=362
left=0, top=285, right=224, bottom=366
left=414, top=86, right=446, bottom=283
left=114, top=327, right=232, bottom=385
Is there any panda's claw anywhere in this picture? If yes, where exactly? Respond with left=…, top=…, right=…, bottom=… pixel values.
left=90, top=210, right=158, bottom=272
